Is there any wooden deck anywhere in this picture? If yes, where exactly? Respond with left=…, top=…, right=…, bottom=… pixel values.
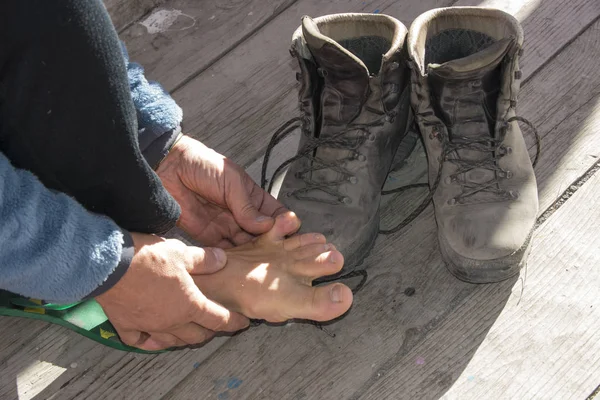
left=2, top=0, right=600, bottom=398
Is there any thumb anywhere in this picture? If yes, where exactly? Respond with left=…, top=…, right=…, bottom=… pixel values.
left=186, top=247, right=227, bottom=275
left=229, top=181, right=275, bottom=235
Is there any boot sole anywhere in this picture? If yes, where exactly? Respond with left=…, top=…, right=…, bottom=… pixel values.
left=439, top=231, right=534, bottom=283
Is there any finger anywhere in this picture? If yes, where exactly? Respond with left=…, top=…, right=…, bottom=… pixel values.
left=171, top=323, right=215, bottom=345
left=283, top=283, right=353, bottom=322
left=139, top=332, right=186, bottom=351
left=291, top=250, right=344, bottom=278
left=228, top=175, right=276, bottom=235
left=186, top=247, right=227, bottom=275
left=215, top=238, right=235, bottom=249
left=231, top=230, right=256, bottom=246
left=259, top=212, right=301, bottom=244
left=114, top=327, right=148, bottom=348
left=284, top=232, right=327, bottom=251
left=256, top=190, right=289, bottom=218
left=192, top=295, right=250, bottom=333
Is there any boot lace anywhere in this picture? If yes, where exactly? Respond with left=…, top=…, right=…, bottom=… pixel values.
left=380, top=116, right=541, bottom=235
left=260, top=104, right=394, bottom=204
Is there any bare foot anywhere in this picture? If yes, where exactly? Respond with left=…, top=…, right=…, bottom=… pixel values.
left=193, top=212, right=353, bottom=323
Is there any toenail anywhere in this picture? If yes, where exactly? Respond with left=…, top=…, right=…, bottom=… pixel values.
left=324, top=244, right=332, bottom=251
left=330, top=285, right=343, bottom=303
left=329, top=252, right=338, bottom=263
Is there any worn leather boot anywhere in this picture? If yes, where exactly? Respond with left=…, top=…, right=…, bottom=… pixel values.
left=407, top=7, right=539, bottom=283
left=262, top=14, right=411, bottom=274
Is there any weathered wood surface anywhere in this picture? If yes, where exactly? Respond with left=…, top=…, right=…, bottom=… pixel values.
left=165, top=9, right=600, bottom=400
left=119, top=0, right=296, bottom=92
left=174, top=0, right=600, bottom=171
left=104, top=0, right=167, bottom=32
left=1, top=0, right=600, bottom=399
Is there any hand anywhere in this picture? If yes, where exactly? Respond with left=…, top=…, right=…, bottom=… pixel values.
left=156, top=135, right=288, bottom=248
left=95, top=232, right=249, bottom=351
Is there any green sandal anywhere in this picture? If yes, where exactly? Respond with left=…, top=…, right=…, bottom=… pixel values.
left=0, top=290, right=168, bottom=354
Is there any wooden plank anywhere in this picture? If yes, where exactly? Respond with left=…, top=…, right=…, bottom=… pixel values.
left=119, top=0, right=296, bottom=92
left=0, top=318, right=232, bottom=400
left=164, top=13, right=600, bottom=400
left=363, top=162, right=600, bottom=400
left=171, top=0, right=456, bottom=169
left=104, top=0, right=167, bottom=32
left=174, top=0, right=600, bottom=172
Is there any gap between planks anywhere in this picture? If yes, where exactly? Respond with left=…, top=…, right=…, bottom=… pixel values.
left=164, top=6, right=600, bottom=400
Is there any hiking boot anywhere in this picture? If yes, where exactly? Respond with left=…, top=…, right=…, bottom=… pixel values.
left=407, top=7, right=539, bottom=283
left=262, top=13, right=412, bottom=274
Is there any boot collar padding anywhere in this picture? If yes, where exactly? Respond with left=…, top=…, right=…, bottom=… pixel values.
left=292, top=13, right=407, bottom=75
left=408, top=7, right=524, bottom=74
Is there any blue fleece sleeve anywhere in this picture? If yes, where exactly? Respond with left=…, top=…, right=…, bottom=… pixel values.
left=0, top=151, right=128, bottom=304
left=121, top=44, right=183, bottom=168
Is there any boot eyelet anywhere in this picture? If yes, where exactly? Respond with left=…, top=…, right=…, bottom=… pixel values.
left=448, top=198, right=457, bottom=205
left=285, top=192, right=293, bottom=198
left=358, top=154, right=367, bottom=162
left=295, top=72, right=301, bottom=81
left=349, top=176, right=358, bottom=184
left=444, top=176, right=453, bottom=185
left=389, top=61, right=400, bottom=71
left=368, top=134, right=376, bottom=141
left=317, top=68, right=328, bottom=77
left=508, top=190, right=520, bottom=199
left=505, top=147, right=513, bottom=154
left=342, top=197, right=352, bottom=205
left=385, top=114, right=396, bottom=123
left=505, top=171, right=513, bottom=179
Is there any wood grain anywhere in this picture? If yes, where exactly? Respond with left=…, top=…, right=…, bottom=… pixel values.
left=172, top=0, right=454, bottom=170
left=363, top=164, right=600, bottom=400
left=119, top=0, right=296, bottom=92
left=174, top=0, right=600, bottom=171
left=104, top=0, right=167, bottom=32
left=164, top=9, right=600, bottom=400
left=2, top=1, right=599, bottom=399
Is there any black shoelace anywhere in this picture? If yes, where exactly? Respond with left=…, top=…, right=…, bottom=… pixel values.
left=380, top=116, right=541, bottom=235
left=261, top=107, right=392, bottom=204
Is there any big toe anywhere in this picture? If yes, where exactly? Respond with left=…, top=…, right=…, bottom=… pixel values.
left=284, top=283, right=353, bottom=322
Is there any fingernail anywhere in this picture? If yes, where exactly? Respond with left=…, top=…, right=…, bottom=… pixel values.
left=330, top=285, right=343, bottom=303
left=314, top=233, right=323, bottom=240
left=212, top=248, right=227, bottom=267
left=255, top=215, right=271, bottom=223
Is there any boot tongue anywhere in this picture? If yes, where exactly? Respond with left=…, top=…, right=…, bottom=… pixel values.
left=427, top=38, right=515, bottom=200
left=301, top=17, right=374, bottom=200
left=301, top=16, right=370, bottom=125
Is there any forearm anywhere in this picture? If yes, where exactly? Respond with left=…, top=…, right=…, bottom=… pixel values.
left=0, top=152, right=131, bottom=303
